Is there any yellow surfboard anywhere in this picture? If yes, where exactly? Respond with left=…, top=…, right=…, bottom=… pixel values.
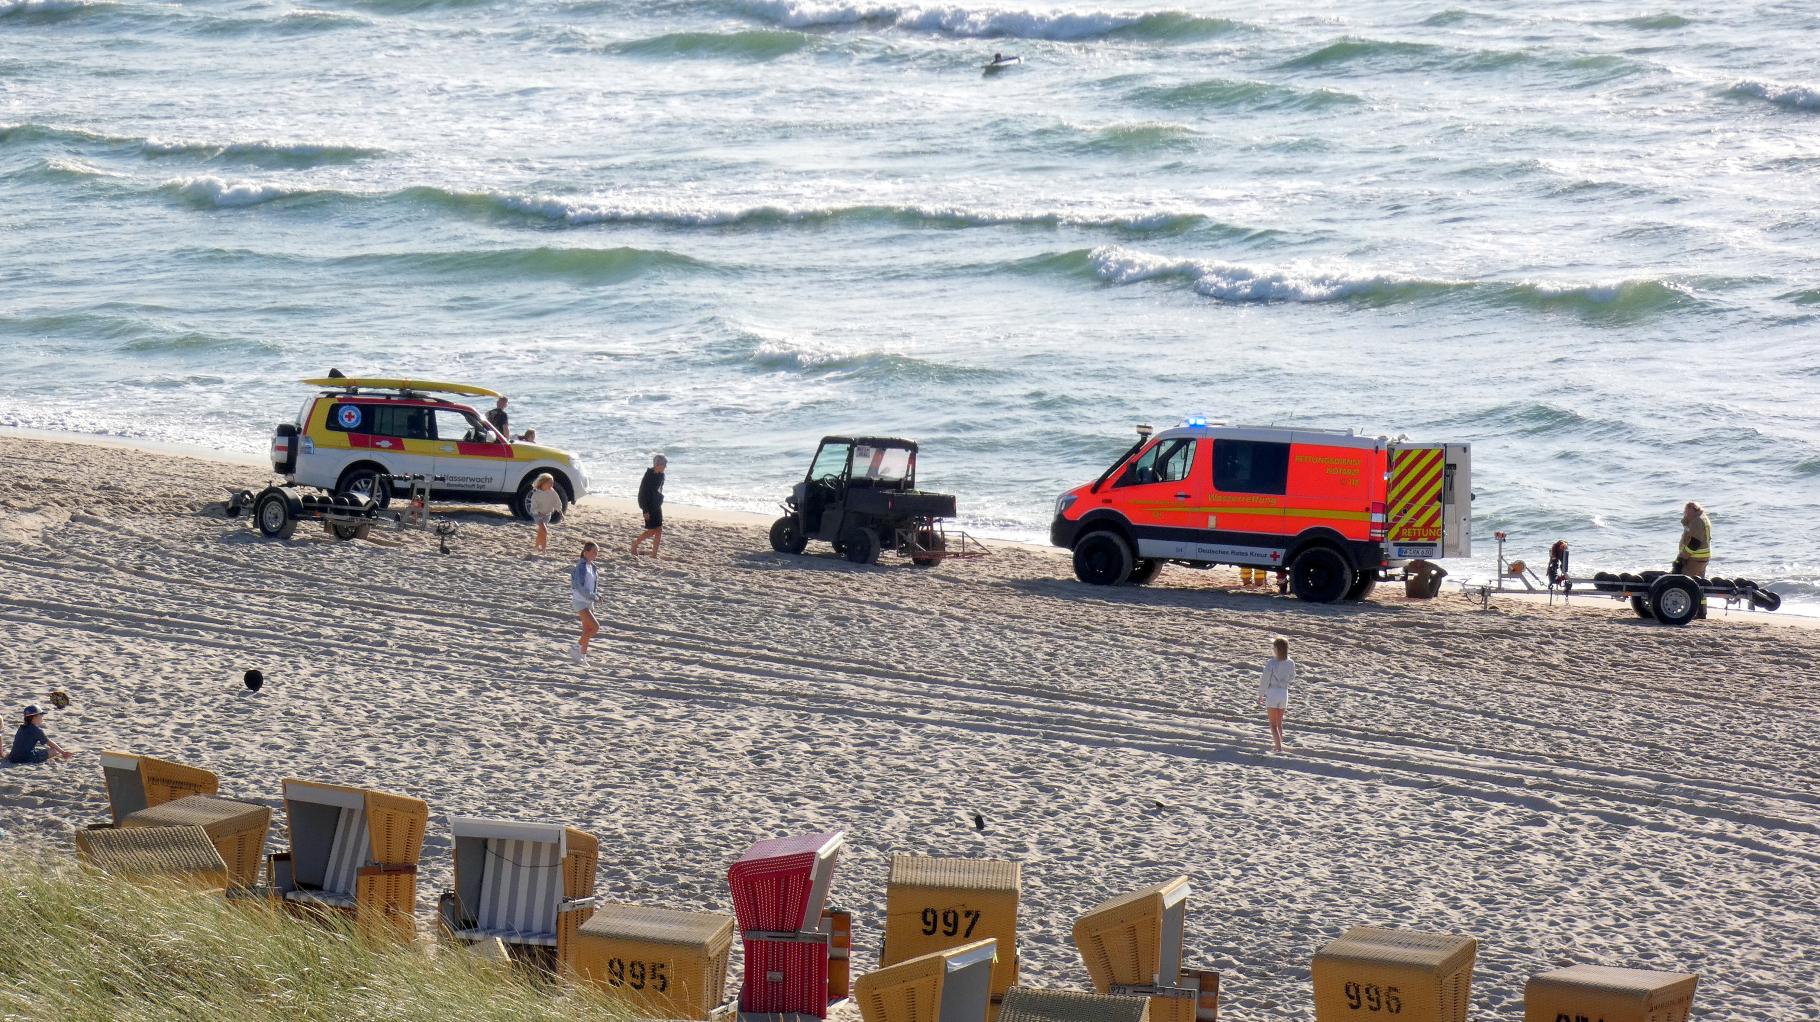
left=300, top=377, right=502, bottom=398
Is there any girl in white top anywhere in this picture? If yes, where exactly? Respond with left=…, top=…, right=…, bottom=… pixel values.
left=529, top=474, right=563, bottom=553
left=1257, top=637, right=1295, bottom=753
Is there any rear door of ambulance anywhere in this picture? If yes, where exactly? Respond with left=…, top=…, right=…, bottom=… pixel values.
left=1386, top=443, right=1472, bottom=561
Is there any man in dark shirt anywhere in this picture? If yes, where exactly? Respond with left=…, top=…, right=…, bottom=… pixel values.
left=630, top=454, right=667, bottom=558
left=485, top=396, right=510, bottom=439
left=9, top=705, right=71, bottom=764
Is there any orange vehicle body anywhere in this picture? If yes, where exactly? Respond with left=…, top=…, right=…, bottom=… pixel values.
left=1050, top=422, right=1470, bottom=602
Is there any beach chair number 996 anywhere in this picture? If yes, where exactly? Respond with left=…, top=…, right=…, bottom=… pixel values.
left=605, top=958, right=669, bottom=993
left=1343, top=982, right=1401, bottom=1014
left=921, top=908, right=981, bottom=938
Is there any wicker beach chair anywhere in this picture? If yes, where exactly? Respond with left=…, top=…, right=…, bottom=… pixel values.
left=75, top=823, right=231, bottom=892
left=884, top=856, right=1021, bottom=1019
left=1311, top=927, right=1476, bottom=1022
left=1073, top=877, right=1219, bottom=1022
left=438, top=816, right=602, bottom=973
left=1523, top=964, right=1697, bottom=1022
left=857, top=939, right=998, bottom=1022
left=99, top=751, right=219, bottom=824
left=728, top=831, right=850, bottom=1017
left=572, top=903, right=737, bottom=1019
left=997, top=988, right=1150, bottom=1022
left=267, top=779, right=428, bottom=940
left=120, top=794, right=271, bottom=890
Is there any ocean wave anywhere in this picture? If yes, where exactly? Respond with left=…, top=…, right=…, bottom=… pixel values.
left=1277, top=36, right=1649, bottom=83
left=609, top=28, right=812, bottom=59
left=0, top=0, right=116, bottom=20
left=1276, top=37, right=1441, bottom=70
left=0, top=122, right=382, bottom=167
left=1476, top=401, right=1636, bottom=440
left=194, top=8, right=375, bottom=35
left=163, top=175, right=322, bottom=208
left=1062, top=121, right=1199, bottom=153
left=1604, top=13, right=1690, bottom=29
left=1066, top=245, right=1710, bottom=318
left=717, top=331, right=993, bottom=383
left=332, top=245, right=712, bottom=282
left=1725, top=80, right=1820, bottom=112
left=1126, top=78, right=1362, bottom=112
left=732, top=1, right=1240, bottom=41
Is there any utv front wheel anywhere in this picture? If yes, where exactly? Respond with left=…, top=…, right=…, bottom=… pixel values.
left=770, top=516, right=807, bottom=554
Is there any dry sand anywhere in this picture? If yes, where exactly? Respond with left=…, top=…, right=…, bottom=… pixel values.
left=0, top=433, right=1815, bottom=1020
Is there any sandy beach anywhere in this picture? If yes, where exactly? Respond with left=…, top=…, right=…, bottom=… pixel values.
left=1, top=432, right=1815, bottom=1021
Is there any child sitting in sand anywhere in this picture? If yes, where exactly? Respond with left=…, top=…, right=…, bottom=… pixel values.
left=1257, top=637, right=1295, bottom=754
left=8, top=705, right=71, bottom=764
left=529, top=475, right=562, bottom=553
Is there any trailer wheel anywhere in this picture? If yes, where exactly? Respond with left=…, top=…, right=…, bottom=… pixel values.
left=254, top=490, right=297, bottom=540
left=336, top=464, right=393, bottom=509
left=1290, top=547, right=1351, bottom=603
left=1072, top=531, right=1133, bottom=586
left=330, top=522, right=366, bottom=542
left=1346, top=571, right=1379, bottom=601
left=1629, top=595, right=1654, bottom=619
left=842, top=527, right=880, bottom=565
left=1750, top=588, right=1782, bottom=612
left=769, top=515, right=807, bottom=555
left=1125, top=558, right=1163, bottom=585
left=1648, top=574, right=1702, bottom=626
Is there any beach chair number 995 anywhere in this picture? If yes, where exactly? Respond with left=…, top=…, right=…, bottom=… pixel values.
left=605, top=958, right=669, bottom=993
left=1343, top=982, right=1401, bottom=1014
left=920, top=907, right=981, bottom=938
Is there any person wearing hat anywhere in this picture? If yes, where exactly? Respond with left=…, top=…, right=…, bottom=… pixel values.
left=630, top=453, right=667, bottom=558
left=8, top=706, right=71, bottom=764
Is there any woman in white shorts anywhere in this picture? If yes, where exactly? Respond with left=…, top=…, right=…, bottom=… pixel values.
left=1257, top=637, right=1295, bottom=753
left=569, top=541, right=599, bottom=663
left=529, top=474, right=562, bottom=553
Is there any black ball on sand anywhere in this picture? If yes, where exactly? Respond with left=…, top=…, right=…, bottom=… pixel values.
left=243, top=670, right=264, bottom=693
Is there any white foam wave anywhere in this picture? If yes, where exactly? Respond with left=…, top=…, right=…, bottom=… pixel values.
left=1087, top=245, right=1434, bottom=302
left=165, top=175, right=310, bottom=207
left=734, top=0, right=1196, bottom=39
left=0, top=0, right=109, bottom=14
left=1729, top=79, right=1820, bottom=111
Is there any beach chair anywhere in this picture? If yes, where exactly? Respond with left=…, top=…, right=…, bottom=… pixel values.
left=1072, top=877, right=1219, bottom=1022
left=572, top=903, right=737, bottom=1020
left=997, top=987, right=1150, bottom=1022
left=1523, top=965, right=1697, bottom=1022
left=728, top=830, right=850, bottom=1016
left=75, top=823, right=231, bottom=892
left=266, top=779, right=428, bottom=940
left=1311, top=926, right=1475, bottom=1022
left=98, top=751, right=219, bottom=825
left=857, top=939, right=998, bottom=1022
left=883, top=856, right=1021, bottom=1020
left=438, top=816, right=602, bottom=973
left=119, top=794, right=271, bottom=890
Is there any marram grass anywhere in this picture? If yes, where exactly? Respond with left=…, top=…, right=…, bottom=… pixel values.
left=0, top=854, right=630, bottom=1022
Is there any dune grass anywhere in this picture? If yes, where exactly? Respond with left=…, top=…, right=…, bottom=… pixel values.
left=0, top=853, right=628, bottom=1022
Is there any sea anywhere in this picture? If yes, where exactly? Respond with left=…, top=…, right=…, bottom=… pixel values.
left=2, top=0, right=1817, bottom=601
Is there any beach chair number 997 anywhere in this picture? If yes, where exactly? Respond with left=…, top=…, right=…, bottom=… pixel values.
left=921, top=907, right=981, bottom=938
left=605, top=958, right=669, bottom=993
left=1343, top=983, right=1401, bottom=1014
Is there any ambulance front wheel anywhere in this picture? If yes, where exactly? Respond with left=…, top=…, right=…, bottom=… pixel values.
left=1072, top=531, right=1133, bottom=586
left=1289, top=547, right=1351, bottom=603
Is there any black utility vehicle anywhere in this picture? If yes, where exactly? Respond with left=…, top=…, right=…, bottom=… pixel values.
left=768, top=436, right=976, bottom=567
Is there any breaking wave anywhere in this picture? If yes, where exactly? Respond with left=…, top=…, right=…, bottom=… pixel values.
left=732, top=1, right=1241, bottom=41
left=1725, top=80, right=1820, bottom=112
left=162, top=175, right=324, bottom=207
left=714, top=331, right=994, bottom=384
left=0, top=0, right=116, bottom=20
left=1044, top=246, right=1711, bottom=319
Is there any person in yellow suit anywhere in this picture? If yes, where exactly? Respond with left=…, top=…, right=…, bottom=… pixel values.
left=1676, top=502, right=1712, bottom=579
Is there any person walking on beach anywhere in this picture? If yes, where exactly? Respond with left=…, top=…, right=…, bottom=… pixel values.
left=569, top=542, right=600, bottom=664
left=485, top=396, right=509, bottom=438
left=529, top=474, right=562, bottom=553
left=1257, top=637, right=1295, bottom=754
left=631, top=454, right=666, bottom=558
left=9, top=705, right=72, bottom=764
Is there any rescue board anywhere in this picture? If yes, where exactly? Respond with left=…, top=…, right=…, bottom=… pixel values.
left=983, top=55, right=1021, bottom=71
left=300, top=377, right=502, bottom=398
